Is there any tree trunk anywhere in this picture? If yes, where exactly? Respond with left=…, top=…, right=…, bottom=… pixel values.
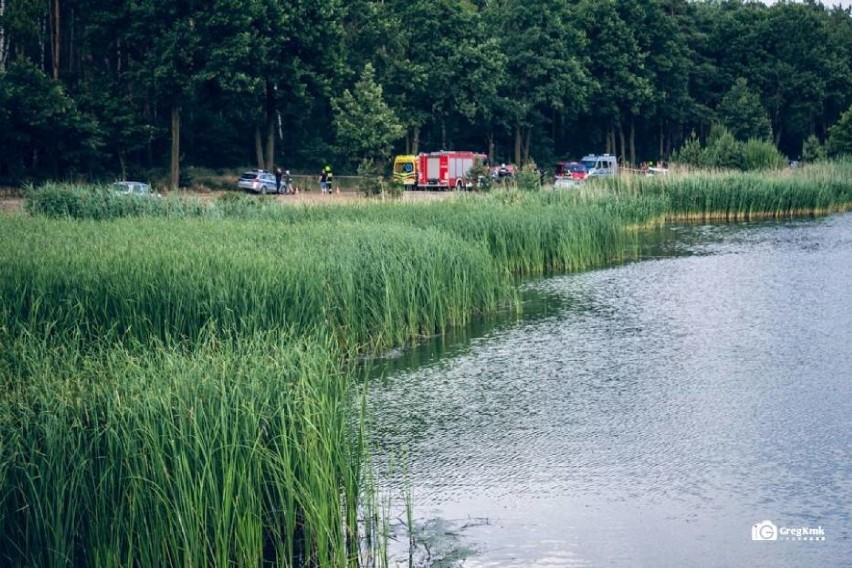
left=0, top=0, right=8, bottom=72
left=659, top=121, right=664, bottom=160
left=265, top=120, right=275, bottom=170
left=629, top=119, right=636, bottom=167
left=50, top=0, right=60, bottom=80
left=264, top=80, right=275, bottom=169
left=254, top=126, right=264, bottom=169
left=618, top=122, right=626, bottom=167
left=170, top=105, right=181, bottom=190
left=412, top=128, right=420, bottom=155
left=69, top=6, right=74, bottom=75
left=606, top=125, right=615, bottom=155
left=119, top=151, right=127, bottom=181
left=514, top=124, right=522, bottom=167
left=523, top=126, right=532, bottom=165
left=487, top=131, right=494, bottom=164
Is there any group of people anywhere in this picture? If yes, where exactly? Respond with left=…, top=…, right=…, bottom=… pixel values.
left=271, top=165, right=335, bottom=194
left=273, top=167, right=295, bottom=194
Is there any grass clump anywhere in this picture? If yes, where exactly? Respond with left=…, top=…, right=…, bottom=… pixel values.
left=598, top=161, right=852, bottom=221
left=0, top=331, right=365, bottom=567
left=24, top=183, right=207, bottom=220
left=0, top=217, right=509, bottom=352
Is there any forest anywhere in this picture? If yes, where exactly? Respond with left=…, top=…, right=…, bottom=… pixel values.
left=1, top=0, right=851, bottom=187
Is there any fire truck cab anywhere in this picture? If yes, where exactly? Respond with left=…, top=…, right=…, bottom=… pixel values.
left=394, top=151, right=487, bottom=191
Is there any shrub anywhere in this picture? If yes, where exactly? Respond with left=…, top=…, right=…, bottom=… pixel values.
left=741, top=138, right=788, bottom=170
left=802, top=135, right=826, bottom=163
left=671, top=124, right=787, bottom=171
left=356, top=159, right=385, bottom=196
left=515, top=161, right=542, bottom=192
left=827, top=104, right=852, bottom=158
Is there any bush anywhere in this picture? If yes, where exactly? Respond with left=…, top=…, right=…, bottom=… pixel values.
left=802, top=135, right=826, bottom=163
left=24, top=183, right=207, bottom=220
left=356, top=159, right=386, bottom=197
left=468, top=159, right=493, bottom=192
left=702, top=125, right=742, bottom=170
left=741, top=138, right=788, bottom=170
left=671, top=124, right=787, bottom=171
left=827, top=104, right=852, bottom=158
left=515, top=161, right=542, bottom=192
left=673, top=131, right=703, bottom=166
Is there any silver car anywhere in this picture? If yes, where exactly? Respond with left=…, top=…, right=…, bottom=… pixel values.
left=238, top=170, right=280, bottom=194
left=112, top=181, right=157, bottom=196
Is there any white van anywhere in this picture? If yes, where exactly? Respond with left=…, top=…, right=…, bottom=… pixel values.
left=580, top=154, right=618, bottom=177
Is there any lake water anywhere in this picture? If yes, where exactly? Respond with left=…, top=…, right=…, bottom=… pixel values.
left=365, top=214, right=852, bottom=567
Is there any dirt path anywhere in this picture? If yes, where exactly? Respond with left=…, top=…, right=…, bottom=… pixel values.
left=0, top=198, right=23, bottom=212
left=0, top=190, right=456, bottom=214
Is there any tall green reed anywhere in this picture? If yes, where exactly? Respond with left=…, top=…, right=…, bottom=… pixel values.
left=0, top=330, right=365, bottom=567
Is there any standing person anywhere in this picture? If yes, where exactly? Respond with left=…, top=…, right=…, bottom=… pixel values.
left=325, top=165, right=334, bottom=194
left=274, top=167, right=283, bottom=193
left=319, top=167, right=329, bottom=193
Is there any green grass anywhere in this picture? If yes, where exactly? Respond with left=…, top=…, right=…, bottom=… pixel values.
left=596, top=160, right=852, bottom=221
left=3, top=162, right=851, bottom=566
left=0, top=331, right=364, bottom=567
left=0, top=217, right=508, bottom=352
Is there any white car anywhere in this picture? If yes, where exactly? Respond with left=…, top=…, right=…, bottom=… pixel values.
left=112, top=181, right=158, bottom=196
left=553, top=177, right=581, bottom=189
left=238, top=170, right=280, bottom=194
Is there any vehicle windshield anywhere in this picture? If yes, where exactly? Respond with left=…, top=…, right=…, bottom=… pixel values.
left=394, top=162, right=415, bottom=173
left=569, top=163, right=587, bottom=173
left=581, top=160, right=596, bottom=170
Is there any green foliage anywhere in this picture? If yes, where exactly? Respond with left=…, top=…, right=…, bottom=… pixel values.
left=673, top=131, right=703, bottom=166
left=0, top=60, right=102, bottom=179
left=332, top=63, right=404, bottom=169
left=515, top=162, right=542, bottom=192
left=617, top=164, right=852, bottom=220
left=718, top=78, right=773, bottom=142
left=356, top=158, right=386, bottom=197
left=672, top=124, right=787, bottom=171
left=802, top=134, right=826, bottom=163
left=468, top=158, right=493, bottom=192
left=0, top=330, right=363, bottom=567
left=827, top=104, right=852, bottom=157
left=741, top=138, right=789, bottom=171
left=24, top=183, right=205, bottom=219
left=703, top=124, right=743, bottom=170
left=0, top=0, right=851, bottom=189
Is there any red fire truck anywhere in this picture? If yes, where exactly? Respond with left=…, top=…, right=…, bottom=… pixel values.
left=394, top=151, right=487, bottom=190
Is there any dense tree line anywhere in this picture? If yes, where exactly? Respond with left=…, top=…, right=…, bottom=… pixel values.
left=0, top=0, right=851, bottom=186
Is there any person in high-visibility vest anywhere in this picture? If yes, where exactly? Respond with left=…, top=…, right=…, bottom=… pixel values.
left=319, top=165, right=333, bottom=193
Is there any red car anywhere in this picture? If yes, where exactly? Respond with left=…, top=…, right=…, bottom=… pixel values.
left=555, top=161, right=588, bottom=181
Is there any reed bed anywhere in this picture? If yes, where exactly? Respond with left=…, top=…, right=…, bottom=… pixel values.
left=0, top=331, right=366, bottom=567
left=598, top=161, right=852, bottom=221
left=4, top=163, right=851, bottom=566
left=0, top=217, right=508, bottom=352
left=24, top=183, right=209, bottom=220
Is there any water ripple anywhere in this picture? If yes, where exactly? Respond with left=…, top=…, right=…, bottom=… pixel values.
left=370, top=214, right=852, bottom=567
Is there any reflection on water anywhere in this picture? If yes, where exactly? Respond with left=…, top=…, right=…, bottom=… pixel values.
left=366, top=214, right=852, bottom=567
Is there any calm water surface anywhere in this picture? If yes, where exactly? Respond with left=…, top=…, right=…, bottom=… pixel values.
left=366, top=214, right=852, bottom=567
